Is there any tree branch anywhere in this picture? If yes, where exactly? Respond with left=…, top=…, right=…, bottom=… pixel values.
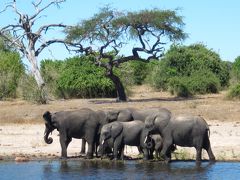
left=36, top=23, right=67, bottom=35
left=29, top=0, right=66, bottom=21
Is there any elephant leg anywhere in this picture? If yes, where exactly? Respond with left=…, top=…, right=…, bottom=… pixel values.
left=142, top=148, right=149, bottom=160
left=137, top=146, right=143, bottom=155
left=119, top=144, right=125, bottom=160
left=85, top=141, right=94, bottom=159
left=155, top=150, right=160, bottom=159
left=85, top=134, right=95, bottom=159
left=196, top=147, right=202, bottom=162
left=113, top=141, right=121, bottom=160
left=161, top=140, right=173, bottom=163
left=80, top=139, right=86, bottom=154
left=204, top=138, right=216, bottom=161
left=60, top=134, right=71, bottom=158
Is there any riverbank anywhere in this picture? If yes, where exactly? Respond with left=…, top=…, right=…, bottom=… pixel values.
left=0, top=86, right=240, bottom=161
left=0, top=121, right=240, bottom=162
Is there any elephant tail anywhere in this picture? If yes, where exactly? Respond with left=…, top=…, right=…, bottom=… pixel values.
left=206, top=127, right=211, bottom=138
left=43, top=111, right=52, bottom=123
left=199, top=115, right=211, bottom=138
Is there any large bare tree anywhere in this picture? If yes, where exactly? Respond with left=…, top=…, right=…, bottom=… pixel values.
left=0, top=0, right=67, bottom=103
left=65, top=7, right=187, bottom=101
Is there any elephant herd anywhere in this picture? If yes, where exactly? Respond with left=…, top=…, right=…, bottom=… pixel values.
left=43, top=107, right=216, bottom=164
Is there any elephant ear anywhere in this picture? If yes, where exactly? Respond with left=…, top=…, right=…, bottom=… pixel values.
left=110, top=122, right=123, bottom=139
left=118, top=109, right=133, bottom=122
left=43, top=111, right=52, bottom=124
left=107, top=110, right=120, bottom=123
left=145, top=114, right=157, bottom=130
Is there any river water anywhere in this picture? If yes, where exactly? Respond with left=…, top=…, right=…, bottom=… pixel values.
left=0, top=160, right=239, bottom=180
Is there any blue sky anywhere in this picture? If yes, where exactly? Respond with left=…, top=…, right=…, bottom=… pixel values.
left=0, top=0, right=239, bottom=65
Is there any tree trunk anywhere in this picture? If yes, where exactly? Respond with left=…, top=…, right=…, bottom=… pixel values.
left=107, top=73, right=127, bottom=102
left=27, top=50, right=47, bottom=104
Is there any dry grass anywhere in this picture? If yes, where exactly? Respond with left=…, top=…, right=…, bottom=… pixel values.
left=0, top=86, right=240, bottom=161
left=0, top=85, right=239, bottom=124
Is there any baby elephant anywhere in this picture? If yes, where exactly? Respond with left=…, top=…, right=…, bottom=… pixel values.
left=145, top=134, right=176, bottom=159
left=100, top=120, right=149, bottom=160
left=145, top=134, right=163, bottom=159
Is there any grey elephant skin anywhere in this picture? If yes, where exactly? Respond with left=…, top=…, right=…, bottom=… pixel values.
left=145, top=114, right=216, bottom=163
left=43, top=108, right=108, bottom=159
left=145, top=134, right=176, bottom=159
left=81, top=107, right=172, bottom=154
left=100, top=120, right=150, bottom=160
left=145, top=134, right=163, bottom=159
left=107, top=107, right=172, bottom=122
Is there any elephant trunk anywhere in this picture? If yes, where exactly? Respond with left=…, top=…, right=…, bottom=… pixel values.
left=43, top=111, right=54, bottom=144
left=44, top=127, right=53, bottom=144
left=146, top=140, right=153, bottom=149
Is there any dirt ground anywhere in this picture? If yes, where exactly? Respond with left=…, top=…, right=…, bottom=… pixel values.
left=0, top=85, right=240, bottom=161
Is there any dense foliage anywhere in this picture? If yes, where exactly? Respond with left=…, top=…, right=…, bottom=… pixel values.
left=147, top=44, right=230, bottom=97
left=227, top=84, right=240, bottom=100
left=65, top=7, right=187, bottom=101
left=118, top=61, right=150, bottom=85
left=231, top=56, right=240, bottom=83
left=0, top=48, right=24, bottom=99
left=41, top=56, right=116, bottom=99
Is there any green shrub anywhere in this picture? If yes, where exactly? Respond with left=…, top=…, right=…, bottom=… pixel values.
left=41, top=59, right=64, bottom=98
left=17, top=74, right=47, bottom=104
left=119, top=61, right=149, bottom=85
left=227, top=84, right=240, bottom=100
left=147, top=43, right=229, bottom=96
left=231, top=56, right=240, bottom=83
left=0, top=51, right=24, bottom=99
left=41, top=56, right=116, bottom=99
left=161, top=43, right=230, bottom=87
left=168, top=77, right=192, bottom=97
left=146, top=60, right=177, bottom=91
left=187, top=70, right=221, bottom=94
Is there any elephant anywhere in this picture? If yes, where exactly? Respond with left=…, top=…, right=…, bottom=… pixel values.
left=145, top=114, right=216, bottom=163
left=100, top=120, right=150, bottom=160
left=43, top=108, right=109, bottom=159
left=81, top=107, right=172, bottom=155
left=107, top=107, right=171, bottom=123
left=145, top=134, right=177, bottom=159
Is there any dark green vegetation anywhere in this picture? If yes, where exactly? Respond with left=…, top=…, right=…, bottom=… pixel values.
left=227, top=56, right=240, bottom=100
left=1, top=42, right=239, bottom=102
left=147, top=44, right=230, bottom=97
left=0, top=5, right=240, bottom=102
left=41, top=56, right=116, bottom=99
left=65, top=7, right=187, bottom=101
left=0, top=39, right=24, bottom=100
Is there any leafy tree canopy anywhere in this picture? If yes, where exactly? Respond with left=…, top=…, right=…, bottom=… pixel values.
left=65, top=7, right=187, bottom=101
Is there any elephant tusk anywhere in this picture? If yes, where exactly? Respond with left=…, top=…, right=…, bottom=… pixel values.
left=101, top=140, right=105, bottom=145
left=144, top=136, right=148, bottom=144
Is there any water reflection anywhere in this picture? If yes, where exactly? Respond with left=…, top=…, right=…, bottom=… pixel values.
left=0, top=160, right=239, bottom=180
left=41, top=159, right=216, bottom=179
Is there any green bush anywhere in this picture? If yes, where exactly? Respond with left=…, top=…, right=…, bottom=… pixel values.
left=0, top=51, right=24, bottom=99
left=168, top=77, right=192, bottom=97
left=41, top=56, right=116, bottom=99
left=187, top=70, right=221, bottom=94
left=162, top=43, right=230, bottom=87
left=119, top=61, right=149, bottom=85
left=147, top=43, right=229, bottom=96
left=17, top=74, right=47, bottom=104
left=227, top=84, right=240, bottom=100
left=41, top=59, right=64, bottom=98
left=146, top=60, right=177, bottom=91
left=231, top=56, right=240, bottom=83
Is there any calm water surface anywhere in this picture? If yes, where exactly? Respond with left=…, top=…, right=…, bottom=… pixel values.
left=0, top=160, right=239, bottom=180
